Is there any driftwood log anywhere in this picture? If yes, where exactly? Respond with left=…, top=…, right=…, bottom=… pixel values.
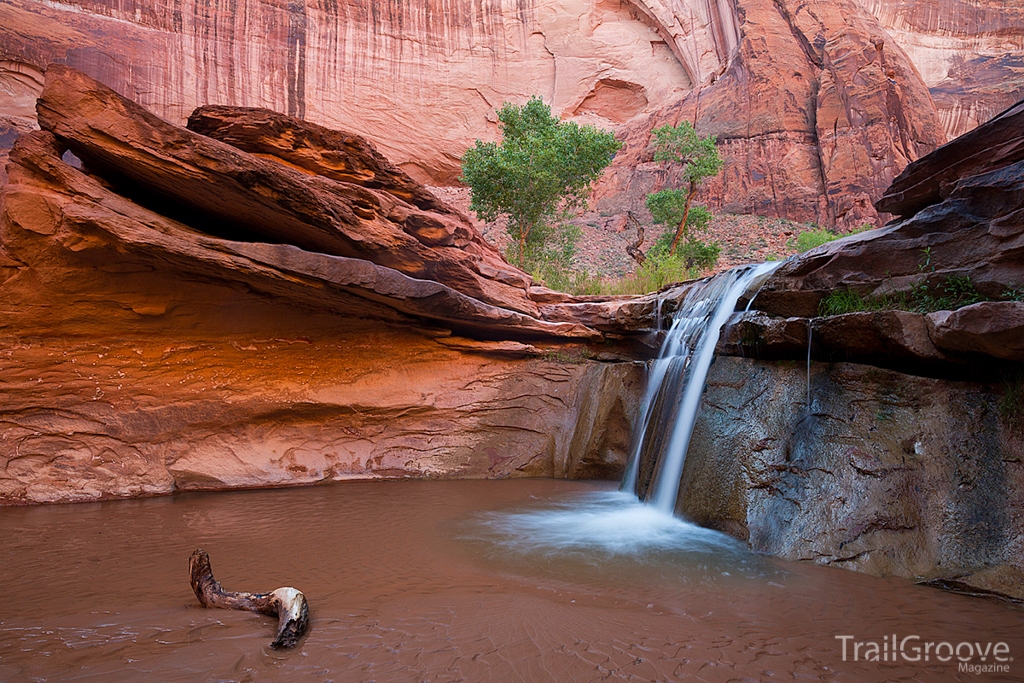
left=188, top=549, right=310, bottom=649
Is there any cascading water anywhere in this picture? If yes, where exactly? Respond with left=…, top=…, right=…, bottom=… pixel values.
left=468, top=262, right=779, bottom=568
left=621, top=262, right=781, bottom=513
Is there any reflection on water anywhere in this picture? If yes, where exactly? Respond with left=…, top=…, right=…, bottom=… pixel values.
left=1, top=480, right=1020, bottom=683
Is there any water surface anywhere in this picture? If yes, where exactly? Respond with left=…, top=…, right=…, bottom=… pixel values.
left=1, top=480, right=1020, bottom=682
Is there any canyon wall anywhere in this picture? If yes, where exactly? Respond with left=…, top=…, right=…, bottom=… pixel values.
left=856, top=0, right=1024, bottom=140
left=0, top=0, right=689, bottom=184
left=3, top=0, right=1019, bottom=229
left=594, top=0, right=947, bottom=231
left=0, top=66, right=650, bottom=505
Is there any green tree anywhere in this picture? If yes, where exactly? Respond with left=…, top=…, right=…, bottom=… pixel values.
left=460, top=97, right=621, bottom=268
left=644, top=122, right=722, bottom=256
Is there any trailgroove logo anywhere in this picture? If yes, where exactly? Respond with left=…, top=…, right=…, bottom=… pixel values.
left=835, top=635, right=1013, bottom=674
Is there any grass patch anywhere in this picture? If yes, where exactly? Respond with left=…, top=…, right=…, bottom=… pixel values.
left=542, top=347, right=594, bottom=364
left=788, top=224, right=873, bottom=253
left=818, top=274, right=993, bottom=316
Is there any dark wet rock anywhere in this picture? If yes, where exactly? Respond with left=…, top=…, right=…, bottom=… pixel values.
left=717, top=313, right=809, bottom=358
left=670, top=356, right=1024, bottom=602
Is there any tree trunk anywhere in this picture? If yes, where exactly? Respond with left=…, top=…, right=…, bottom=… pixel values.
left=669, top=180, right=697, bottom=257
left=625, top=212, right=646, bottom=266
left=188, top=549, right=310, bottom=649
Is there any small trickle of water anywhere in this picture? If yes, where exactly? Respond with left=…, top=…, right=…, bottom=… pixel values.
left=806, top=322, right=813, bottom=413
left=622, top=262, right=781, bottom=513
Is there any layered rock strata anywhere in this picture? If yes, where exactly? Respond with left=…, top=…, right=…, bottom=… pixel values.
left=856, top=0, right=1024, bottom=140
left=0, top=66, right=649, bottom=505
left=0, top=0, right=690, bottom=184
left=754, top=97, right=1024, bottom=319
left=594, top=0, right=946, bottom=231
left=3, top=0, right=1008, bottom=230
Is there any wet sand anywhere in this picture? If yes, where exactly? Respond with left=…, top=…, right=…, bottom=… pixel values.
left=1, top=479, right=1020, bottom=682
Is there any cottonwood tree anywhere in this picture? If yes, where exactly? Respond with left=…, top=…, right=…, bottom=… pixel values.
left=461, top=97, right=621, bottom=268
left=644, top=122, right=722, bottom=257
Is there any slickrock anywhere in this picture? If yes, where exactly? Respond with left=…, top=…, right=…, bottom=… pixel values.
left=0, top=66, right=651, bottom=505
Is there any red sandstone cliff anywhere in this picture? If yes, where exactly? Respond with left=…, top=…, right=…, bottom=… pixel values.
left=0, top=0, right=1020, bottom=228
left=856, top=0, right=1024, bottom=140
left=0, top=66, right=648, bottom=504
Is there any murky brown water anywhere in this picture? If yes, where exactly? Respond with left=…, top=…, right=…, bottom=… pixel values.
left=1, top=480, right=1020, bottom=682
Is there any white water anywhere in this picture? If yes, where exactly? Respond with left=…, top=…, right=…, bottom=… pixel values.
left=476, top=263, right=778, bottom=562
left=623, top=262, right=781, bottom=512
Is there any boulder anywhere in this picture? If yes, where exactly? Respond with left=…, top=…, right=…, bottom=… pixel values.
left=928, top=302, right=1024, bottom=362
left=34, top=65, right=539, bottom=316
left=813, top=311, right=949, bottom=363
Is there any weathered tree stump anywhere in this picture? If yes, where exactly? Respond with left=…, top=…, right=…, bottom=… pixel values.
left=625, top=212, right=646, bottom=266
left=188, top=549, right=310, bottom=649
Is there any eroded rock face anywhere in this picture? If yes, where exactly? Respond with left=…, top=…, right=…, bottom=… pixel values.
left=593, top=0, right=945, bottom=231
left=753, top=105, right=1024, bottom=319
left=855, top=0, right=1024, bottom=140
left=2, top=0, right=1007, bottom=231
left=0, top=325, right=644, bottom=504
left=928, top=303, right=1024, bottom=363
left=675, top=356, right=1024, bottom=601
left=0, top=0, right=689, bottom=184
left=876, top=100, right=1024, bottom=218
left=0, top=66, right=651, bottom=505
left=35, top=65, right=547, bottom=317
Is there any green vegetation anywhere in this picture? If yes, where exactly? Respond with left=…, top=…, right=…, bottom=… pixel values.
left=1002, top=288, right=1024, bottom=302
left=818, top=274, right=994, bottom=316
left=999, top=370, right=1024, bottom=436
left=542, top=347, right=594, bottom=364
left=788, top=223, right=873, bottom=253
left=816, top=248, right=1004, bottom=316
left=644, top=122, right=722, bottom=259
left=460, top=97, right=621, bottom=272
left=789, top=227, right=841, bottom=252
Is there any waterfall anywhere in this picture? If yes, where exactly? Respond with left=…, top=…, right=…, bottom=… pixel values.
left=621, top=262, right=781, bottom=514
